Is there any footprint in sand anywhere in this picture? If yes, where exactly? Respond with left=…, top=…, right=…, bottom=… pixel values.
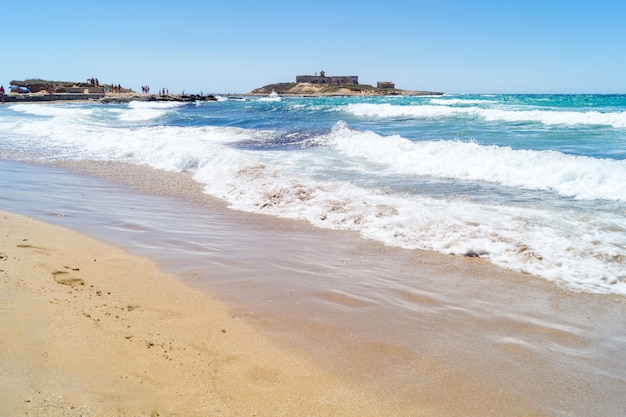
left=15, top=243, right=84, bottom=286
left=52, top=270, right=85, bottom=287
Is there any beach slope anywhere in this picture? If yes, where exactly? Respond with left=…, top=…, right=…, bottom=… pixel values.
left=0, top=210, right=392, bottom=417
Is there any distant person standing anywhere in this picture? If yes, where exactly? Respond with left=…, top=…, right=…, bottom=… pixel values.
left=0, top=85, right=4, bottom=103
left=46, top=84, right=55, bottom=102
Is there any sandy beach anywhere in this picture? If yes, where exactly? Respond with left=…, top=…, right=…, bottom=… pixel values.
left=0, top=210, right=398, bottom=417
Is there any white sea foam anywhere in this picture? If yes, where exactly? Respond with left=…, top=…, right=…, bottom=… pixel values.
left=8, top=103, right=94, bottom=117
left=117, top=107, right=169, bottom=122
left=116, top=100, right=187, bottom=121
left=2, top=101, right=625, bottom=295
left=257, top=96, right=282, bottom=102
left=127, top=100, right=187, bottom=109
left=429, top=98, right=496, bottom=105
left=324, top=122, right=626, bottom=202
left=346, top=103, right=626, bottom=128
left=192, top=140, right=626, bottom=295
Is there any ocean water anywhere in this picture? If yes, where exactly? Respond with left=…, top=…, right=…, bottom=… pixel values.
left=1, top=93, right=625, bottom=295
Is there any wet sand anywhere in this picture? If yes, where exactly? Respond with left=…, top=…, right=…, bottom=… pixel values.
left=1, top=159, right=625, bottom=416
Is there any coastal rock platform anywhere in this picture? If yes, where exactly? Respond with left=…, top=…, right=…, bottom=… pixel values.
left=99, top=93, right=218, bottom=103
left=1, top=93, right=218, bottom=104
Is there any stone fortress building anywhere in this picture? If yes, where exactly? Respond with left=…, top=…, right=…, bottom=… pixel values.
left=377, top=81, right=395, bottom=89
left=296, top=71, right=358, bottom=85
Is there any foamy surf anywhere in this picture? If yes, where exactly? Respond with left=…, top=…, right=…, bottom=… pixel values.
left=1, top=94, right=625, bottom=294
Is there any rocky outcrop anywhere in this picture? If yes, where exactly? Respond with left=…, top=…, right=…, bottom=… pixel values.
left=250, top=82, right=443, bottom=96
left=99, top=94, right=217, bottom=104
left=9, top=79, right=132, bottom=94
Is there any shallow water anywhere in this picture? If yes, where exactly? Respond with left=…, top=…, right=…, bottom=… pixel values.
left=1, top=159, right=625, bottom=416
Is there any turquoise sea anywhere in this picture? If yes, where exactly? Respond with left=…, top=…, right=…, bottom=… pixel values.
left=1, top=93, right=625, bottom=295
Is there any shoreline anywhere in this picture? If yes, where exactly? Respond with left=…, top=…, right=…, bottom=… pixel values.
left=2, top=158, right=625, bottom=416
left=1, top=92, right=216, bottom=104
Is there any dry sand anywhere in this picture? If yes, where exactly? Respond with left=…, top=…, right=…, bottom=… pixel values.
left=0, top=210, right=399, bottom=417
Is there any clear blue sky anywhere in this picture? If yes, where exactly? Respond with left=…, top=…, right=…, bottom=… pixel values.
left=3, top=0, right=626, bottom=94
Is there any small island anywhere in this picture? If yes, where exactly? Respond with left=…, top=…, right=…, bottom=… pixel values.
left=250, top=71, right=443, bottom=97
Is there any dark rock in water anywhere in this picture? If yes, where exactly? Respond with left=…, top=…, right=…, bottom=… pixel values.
left=161, top=94, right=218, bottom=102
left=100, top=94, right=218, bottom=104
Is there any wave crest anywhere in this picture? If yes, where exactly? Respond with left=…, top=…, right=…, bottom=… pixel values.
left=346, top=102, right=626, bottom=128
left=328, top=121, right=626, bottom=201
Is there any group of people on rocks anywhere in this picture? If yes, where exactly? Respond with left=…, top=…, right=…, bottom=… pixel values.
left=107, top=84, right=124, bottom=93
left=133, top=86, right=174, bottom=96
left=88, top=77, right=126, bottom=93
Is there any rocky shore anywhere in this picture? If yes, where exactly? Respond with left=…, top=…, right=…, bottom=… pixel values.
left=250, top=82, right=444, bottom=96
left=1, top=92, right=217, bottom=104
left=99, top=93, right=218, bottom=103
